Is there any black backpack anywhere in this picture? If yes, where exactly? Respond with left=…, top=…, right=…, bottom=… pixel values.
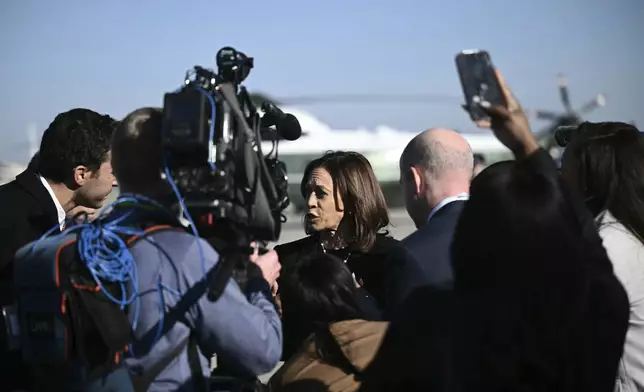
left=14, top=223, right=207, bottom=391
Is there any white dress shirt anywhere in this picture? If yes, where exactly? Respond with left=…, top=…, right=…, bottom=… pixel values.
left=39, top=175, right=66, bottom=230
left=598, top=211, right=644, bottom=392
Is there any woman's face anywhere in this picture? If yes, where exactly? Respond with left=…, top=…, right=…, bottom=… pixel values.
left=304, top=167, right=345, bottom=232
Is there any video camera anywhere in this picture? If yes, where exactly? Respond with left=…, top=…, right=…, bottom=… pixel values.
left=161, top=47, right=301, bottom=244
left=160, top=47, right=302, bottom=300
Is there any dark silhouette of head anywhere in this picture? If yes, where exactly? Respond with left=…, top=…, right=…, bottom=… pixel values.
left=280, top=253, right=364, bottom=326
left=450, top=160, right=624, bottom=390
left=453, top=161, right=591, bottom=288
left=301, top=151, right=390, bottom=251
left=560, top=121, right=644, bottom=245
left=111, top=107, right=165, bottom=194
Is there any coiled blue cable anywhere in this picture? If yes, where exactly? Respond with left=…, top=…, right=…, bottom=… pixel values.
left=28, top=194, right=202, bottom=354
left=163, top=160, right=208, bottom=278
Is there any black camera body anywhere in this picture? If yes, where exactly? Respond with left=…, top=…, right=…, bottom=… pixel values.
left=160, top=47, right=299, bottom=244
left=554, top=125, right=579, bottom=147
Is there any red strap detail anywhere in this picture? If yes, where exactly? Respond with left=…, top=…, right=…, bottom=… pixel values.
left=126, top=224, right=178, bottom=245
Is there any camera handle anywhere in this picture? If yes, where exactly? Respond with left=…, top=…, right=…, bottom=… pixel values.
left=204, top=225, right=270, bottom=302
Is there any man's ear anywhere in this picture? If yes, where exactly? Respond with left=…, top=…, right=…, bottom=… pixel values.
left=409, top=165, right=424, bottom=196
left=72, top=165, right=90, bottom=187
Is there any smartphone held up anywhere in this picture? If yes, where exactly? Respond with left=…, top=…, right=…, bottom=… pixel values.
left=455, top=50, right=505, bottom=123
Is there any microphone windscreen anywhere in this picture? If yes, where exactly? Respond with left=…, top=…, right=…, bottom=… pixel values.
left=279, top=114, right=302, bottom=141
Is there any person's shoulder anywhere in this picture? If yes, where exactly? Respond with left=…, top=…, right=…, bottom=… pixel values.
left=133, top=229, right=218, bottom=260
left=0, top=178, right=26, bottom=201
left=133, top=229, right=220, bottom=278
left=0, top=171, right=50, bottom=206
left=0, top=178, right=17, bottom=193
left=156, top=228, right=211, bottom=247
left=399, top=225, right=430, bottom=249
left=401, top=206, right=462, bottom=249
left=390, top=226, right=442, bottom=266
left=369, top=233, right=399, bottom=255
left=0, top=178, right=40, bottom=219
left=378, top=234, right=417, bottom=271
left=598, top=212, right=643, bottom=252
left=273, top=236, right=317, bottom=272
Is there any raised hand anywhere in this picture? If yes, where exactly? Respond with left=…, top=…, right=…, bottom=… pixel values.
left=475, top=69, right=540, bottom=158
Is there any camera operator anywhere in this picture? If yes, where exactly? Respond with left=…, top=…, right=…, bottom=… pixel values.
left=111, top=107, right=282, bottom=391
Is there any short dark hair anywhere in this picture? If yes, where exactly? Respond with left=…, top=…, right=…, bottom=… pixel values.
left=111, top=107, right=164, bottom=189
left=566, top=121, right=644, bottom=245
left=300, top=151, right=390, bottom=252
left=38, top=109, right=117, bottom=182
left=280, top=253, right=364, bottom=325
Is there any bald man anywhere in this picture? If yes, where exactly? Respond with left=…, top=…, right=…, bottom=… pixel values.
left=383, top=128, right=473, bottom=316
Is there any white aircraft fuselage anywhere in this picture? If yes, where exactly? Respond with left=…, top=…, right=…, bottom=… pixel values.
left=260, top=107, right=512, bottom=210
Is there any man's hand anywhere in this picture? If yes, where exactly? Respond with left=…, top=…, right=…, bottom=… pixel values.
left=66, top=205, right=98, bottom=223
left=475, top=69, right=540, bottom=159
left=274, top=294, right=283, bottom=317
left=271, top=281, right=279, bottom=296
left=249, top=246, right=281, bottom=289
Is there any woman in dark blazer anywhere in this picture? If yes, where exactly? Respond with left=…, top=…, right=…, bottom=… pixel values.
left=274, top=151, right=398, bottom=358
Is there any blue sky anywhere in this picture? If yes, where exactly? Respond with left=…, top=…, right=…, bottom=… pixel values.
left=1, top=0, right=642, bottom=163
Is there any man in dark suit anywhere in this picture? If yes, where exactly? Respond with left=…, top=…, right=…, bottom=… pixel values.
left=383, top=128, right=473, bottom=317
left=0, top=108, right=117, bottom=390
